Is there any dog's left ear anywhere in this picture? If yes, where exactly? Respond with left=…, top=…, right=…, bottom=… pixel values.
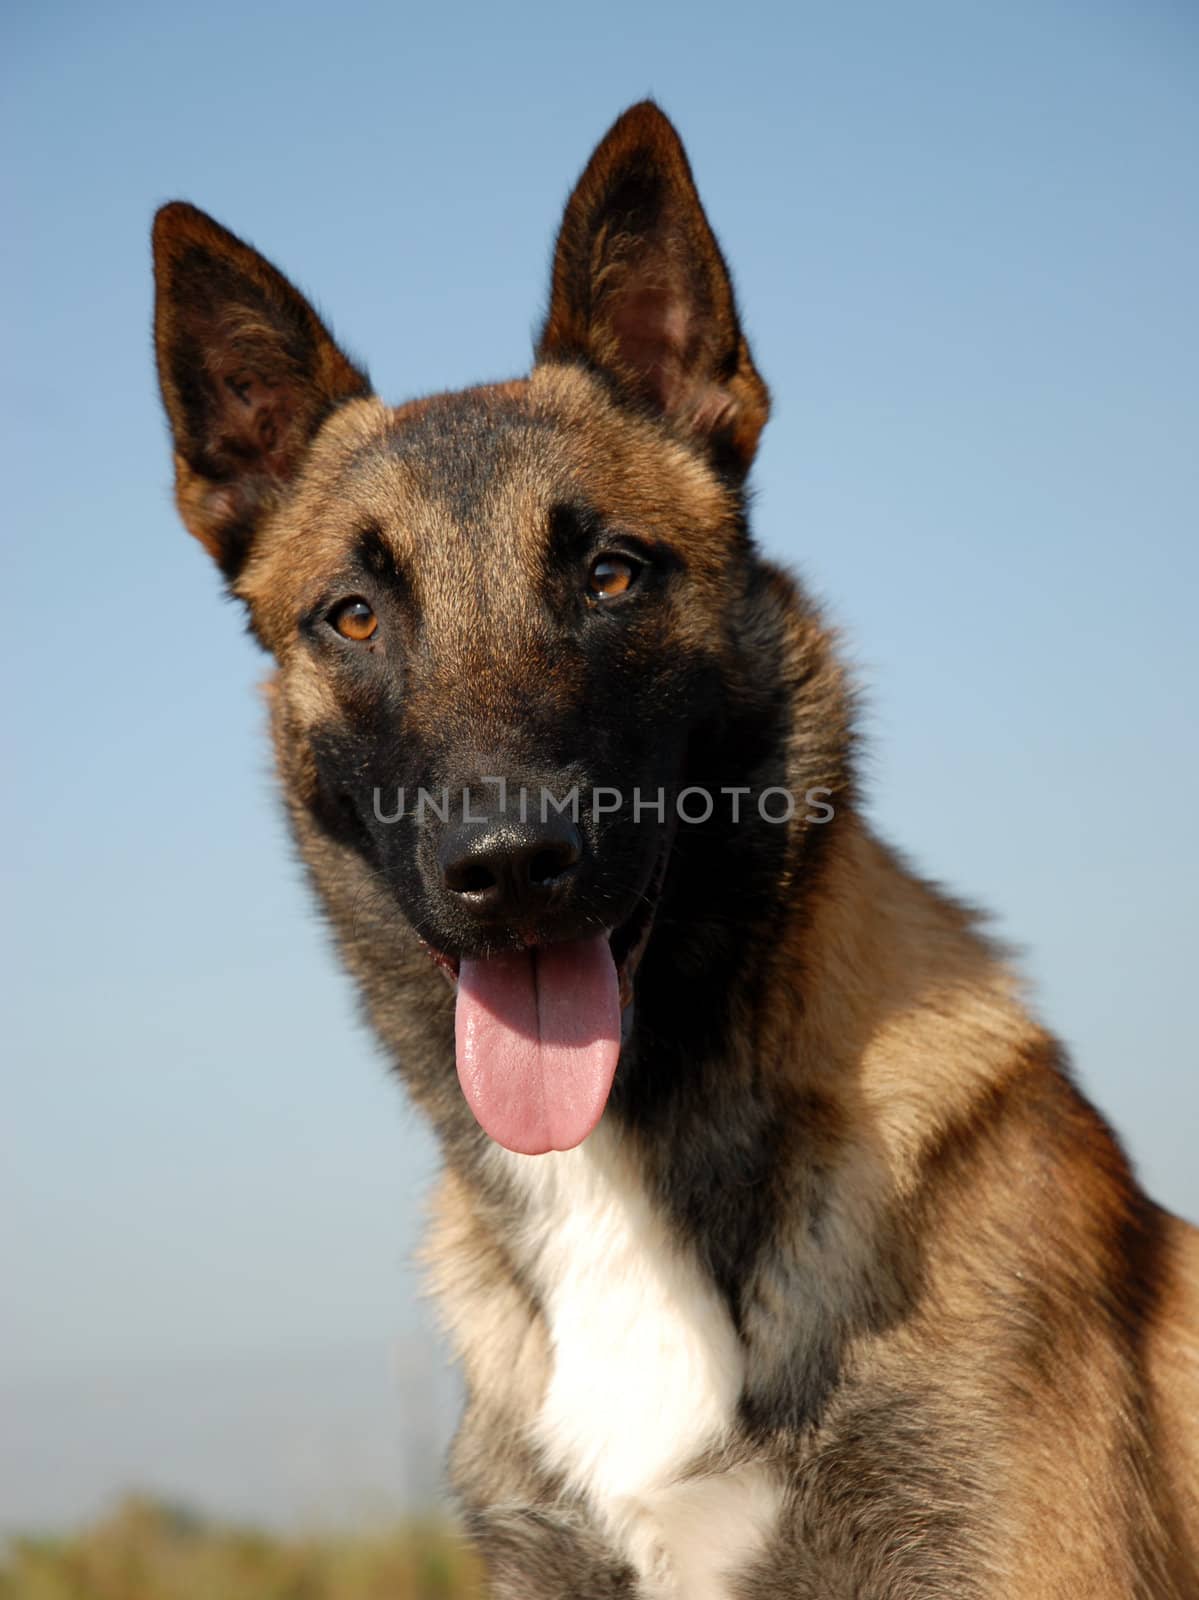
left=152, top=202, right=370, bottom=579
left=537, top=101, right=769, bottom=476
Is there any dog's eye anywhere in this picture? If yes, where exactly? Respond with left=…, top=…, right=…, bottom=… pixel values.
left=587, top=555, right=640, bottom=601
left=328, top=598, right=378, bottom=641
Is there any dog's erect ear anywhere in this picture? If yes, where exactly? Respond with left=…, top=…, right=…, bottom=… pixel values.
left=152, top=202, right=370, bottom=577
left=536, top=102, right=769, bottom=475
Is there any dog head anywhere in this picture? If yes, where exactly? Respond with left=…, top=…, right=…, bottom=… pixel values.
left=153, top=104, right=836, bottom=1153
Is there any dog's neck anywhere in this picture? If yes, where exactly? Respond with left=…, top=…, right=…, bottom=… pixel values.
left=491, top=808, right=1037, bottom=1434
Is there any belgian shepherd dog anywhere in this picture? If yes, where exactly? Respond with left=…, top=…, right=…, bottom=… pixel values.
left=152, top=102, right=1198, bottom=1597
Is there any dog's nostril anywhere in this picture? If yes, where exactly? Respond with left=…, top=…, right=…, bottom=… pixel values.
left=456, top=862, right=498, bottom=895
left=530, top=846, right=573, bottom=885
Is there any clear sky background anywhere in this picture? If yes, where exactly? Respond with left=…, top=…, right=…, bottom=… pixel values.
left=2, top=0, right=1196, bottom=1531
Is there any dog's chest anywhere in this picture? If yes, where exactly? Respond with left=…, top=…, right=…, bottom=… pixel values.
left=499, top=1132, right=779, bottom=1597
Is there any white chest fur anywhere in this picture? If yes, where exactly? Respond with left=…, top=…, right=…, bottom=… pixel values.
left=496, top=1130, right=779, bottom=1597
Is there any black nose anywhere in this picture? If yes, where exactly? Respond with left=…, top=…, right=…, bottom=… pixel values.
left=438, top=814, right=584, bottom=918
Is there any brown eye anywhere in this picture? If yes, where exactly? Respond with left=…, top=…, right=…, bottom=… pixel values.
left=587, top=554, right=640, bottom=601
left=329, top=598, right=378, bottom=641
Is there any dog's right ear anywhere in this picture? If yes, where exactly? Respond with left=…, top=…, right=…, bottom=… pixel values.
left=152, top=203, right=370, bottom=578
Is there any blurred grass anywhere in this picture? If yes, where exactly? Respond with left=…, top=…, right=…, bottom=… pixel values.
left=0, top=1497, right=482, bottom=1600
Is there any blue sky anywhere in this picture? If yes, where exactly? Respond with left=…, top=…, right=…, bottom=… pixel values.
left=2, top=0, right=1196, bottom=1527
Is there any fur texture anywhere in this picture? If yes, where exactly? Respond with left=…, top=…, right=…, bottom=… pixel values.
left=152, top=102, right=1199, bottom=1597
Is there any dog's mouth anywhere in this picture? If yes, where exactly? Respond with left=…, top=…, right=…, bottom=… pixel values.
left=418, top=843, right=667, bottom=1156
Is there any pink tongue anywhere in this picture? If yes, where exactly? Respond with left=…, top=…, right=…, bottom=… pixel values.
left=454, top=935, right=621, bottom=1155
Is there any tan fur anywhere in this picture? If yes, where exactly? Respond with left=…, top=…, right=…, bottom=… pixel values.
left=425, top=814, right=1199, bottom=1593
left=151, top=101, right=1198, bottom=1598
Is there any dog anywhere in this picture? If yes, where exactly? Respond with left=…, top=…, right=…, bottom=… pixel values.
left=151, top=101, right=1198, bottom=1598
